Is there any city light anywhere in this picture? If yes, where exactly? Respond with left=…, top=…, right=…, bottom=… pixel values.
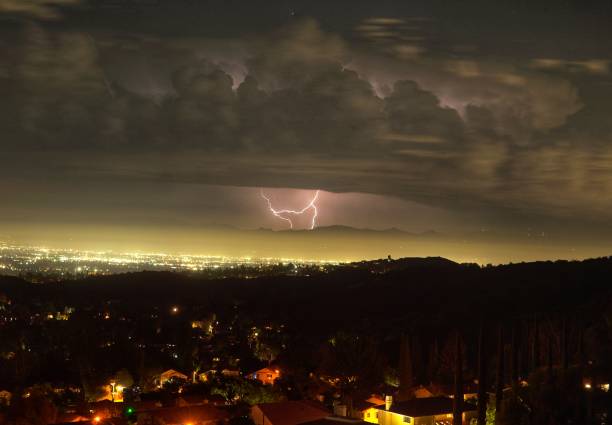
left=0, top=241, right=342, bottom=279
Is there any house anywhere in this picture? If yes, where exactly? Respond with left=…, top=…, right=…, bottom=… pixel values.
left=251, top=400, right=330, bottom=425
left=197, top=368, right=241, bottom=383
left=198, top=370, right=216, bottom=382
left=137, top=404, right=229, bottom=425
left=353, top=396, right=385, bottom=423
left=159, top=369, right=189, bottom=387
left=249, top=367, right=281, bottom=385
left=374, top=397, right=476, bottom=425
left=221, top=369, right=241, bottom=378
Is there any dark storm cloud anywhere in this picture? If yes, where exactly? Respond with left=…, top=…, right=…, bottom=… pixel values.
left=1, top=6, right=612, bottom=230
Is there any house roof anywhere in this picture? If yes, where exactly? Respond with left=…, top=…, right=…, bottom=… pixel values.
left=354, top=396, right=386, bottom=411
left=140, top=405, right=229, bottom=424
left=160, top=369, right=189, bottom=380
left=413, top=388, right=434, bottom=399
left=364, top=397, right=385, bottom=406
left=375, top=397, right=476, bottom=417
left=301, top=416, right=370, bottom=425
left=255, top=400, right=330, bottom=425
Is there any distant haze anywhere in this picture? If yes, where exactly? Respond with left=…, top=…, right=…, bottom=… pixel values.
left=1, top=223, right=608, bottom=265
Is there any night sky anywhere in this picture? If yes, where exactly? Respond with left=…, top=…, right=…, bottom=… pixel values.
left=1, top=0, right=612, bottom=262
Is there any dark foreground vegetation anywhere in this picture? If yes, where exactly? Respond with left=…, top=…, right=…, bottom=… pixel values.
left=0, top=256, right=611, bottom=425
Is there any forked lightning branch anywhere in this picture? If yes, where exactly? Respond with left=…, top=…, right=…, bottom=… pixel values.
left=260, top=189, right=320, bottom=230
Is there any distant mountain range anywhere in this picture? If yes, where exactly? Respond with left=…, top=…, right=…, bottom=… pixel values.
left=209, top=224, right=441, bottom=237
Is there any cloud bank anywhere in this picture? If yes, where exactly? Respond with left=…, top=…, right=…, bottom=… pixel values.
left=1, top=17, right=612, bottom=227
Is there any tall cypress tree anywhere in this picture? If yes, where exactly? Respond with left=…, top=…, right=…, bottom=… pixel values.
left=531, top=316, right=540, bottom=371
left=510, top=324, right=519, bottom=400
left=547, top=332, right=554, bottom=381
left=495, top=325, right=504, bottom=424
left=477, top=323, right=488, bottom=425
left=453, top=331, right=463, bottom=425
left=561, top=317, right=569, bottom=373
left=399, top=332, right=414, bottom=397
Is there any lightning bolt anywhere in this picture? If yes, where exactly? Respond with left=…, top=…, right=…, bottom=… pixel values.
left=261, top=189, right=320, bottom=230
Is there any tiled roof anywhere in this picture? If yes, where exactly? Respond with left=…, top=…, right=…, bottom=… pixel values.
left=375, top=397, right=475, bottom=417
left=301, top=416, right=370, bottom=425
left=255, top=401, right=330, bottom=425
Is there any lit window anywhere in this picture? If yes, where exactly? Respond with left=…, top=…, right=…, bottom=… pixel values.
left=403, top=416, right=411, bottom=423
